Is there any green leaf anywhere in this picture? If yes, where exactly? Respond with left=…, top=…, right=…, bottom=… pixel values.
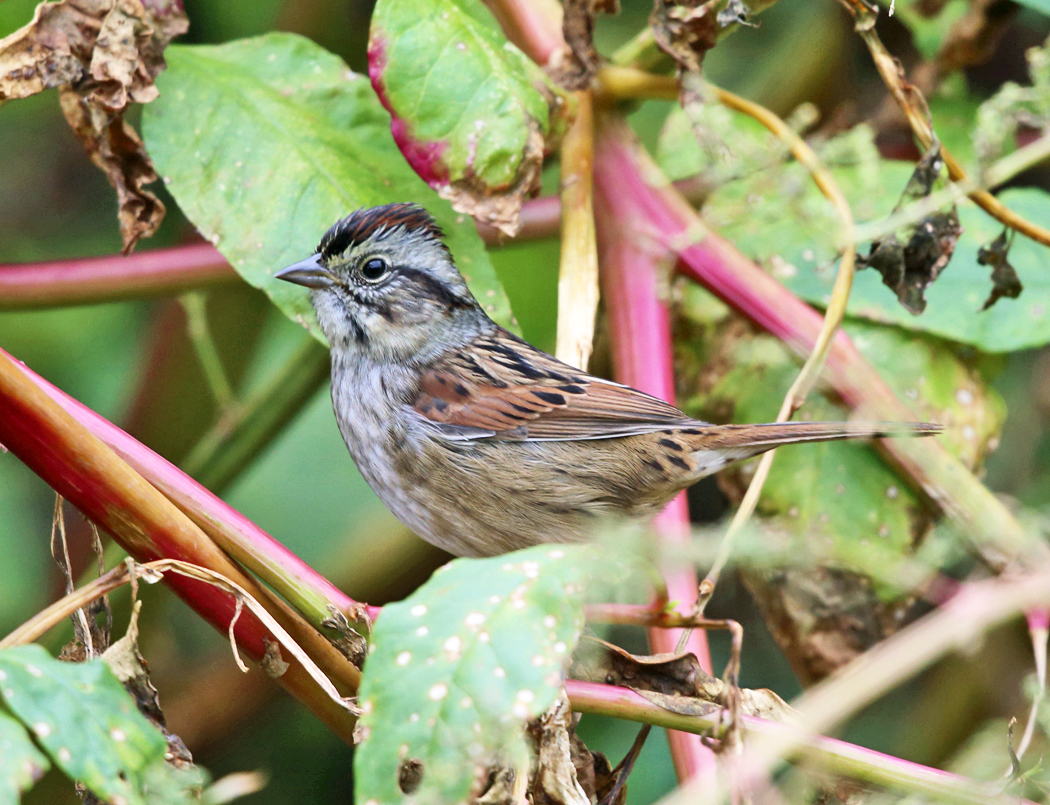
left=355, top=545, right=591, bottom=805
left=672, top=105, right=1050, bottom=351
left=975, top=41, right=1050, bottom=166
left=779, top=189, right=1050, bottom=352
left=368, top=0, right=562, bottom=235
left=0, top=709, right=49, bottom=804
left=142, top=33, right=513, bottom=342
left=679, top=308, right=1004, bottom=594
left=0, top=645, right=168, bottom=805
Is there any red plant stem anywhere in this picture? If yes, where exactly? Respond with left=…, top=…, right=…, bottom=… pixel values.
left=4, top=348, right=381, bottom=625
left=0, top=348, right=359, bottom=741
left=0, top=243, right=237, bottom=309
left=565, top=680, right=1032, bottom=804
left=480, top=0, right=564, bottom=64
left=594, top=115, right=1035, bottom=562
left=595, top=162, right=718, bottom=782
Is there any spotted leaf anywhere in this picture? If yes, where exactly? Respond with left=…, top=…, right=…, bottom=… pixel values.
left=354, top=545, right=592, bottom=805
left=368, top=0, right=567, bottom=236
left=0, top=645, right=168, bottom=805
left=142, top=33, right=513, bottom=342
left=0, top=709, right=49, bottom=803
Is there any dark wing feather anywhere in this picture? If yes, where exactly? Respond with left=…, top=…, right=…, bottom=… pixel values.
left=411, top=329, right=700, bottom=441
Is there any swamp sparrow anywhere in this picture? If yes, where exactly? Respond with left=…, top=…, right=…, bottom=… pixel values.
left=277, top=203, right=938, bottom=557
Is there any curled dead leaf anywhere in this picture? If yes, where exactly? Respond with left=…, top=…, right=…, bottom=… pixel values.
left=651, top=0, right=720, bottom=75
left=978, top=228, right=1023, bottom=311
left=571, top=637, right=798, bottom=722
left=60, top=89, right=165, bottom=253
left=0, top=0, right=188, bottom=252
left=554, top=0, right=620, bottom=91
left=859, top=143, right=963, bottom=314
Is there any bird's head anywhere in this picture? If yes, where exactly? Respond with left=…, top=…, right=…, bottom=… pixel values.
left=276, top=203, right=481, bottom=362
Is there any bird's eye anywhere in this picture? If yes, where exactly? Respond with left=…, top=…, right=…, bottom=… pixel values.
left=360, top=257, right=390, bottom=282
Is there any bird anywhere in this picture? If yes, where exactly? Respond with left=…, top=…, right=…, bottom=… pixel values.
left=276, top=203, right=940, bottom=558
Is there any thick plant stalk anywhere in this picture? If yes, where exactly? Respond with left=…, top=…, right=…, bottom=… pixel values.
left=486, top=0, right=719, bottom=782
left=595, top=185, right=718, bottom=782
left=181, top=336, right=331, bottom=492
left=0, top=348, right=360, bottom=742
left=556, top=89, right=599, bottom=369
left=5, top=348, right=376, bottom=626
left=0, top=243, right=237, bottom=309
left=593, top=116, right=1036, bottom=565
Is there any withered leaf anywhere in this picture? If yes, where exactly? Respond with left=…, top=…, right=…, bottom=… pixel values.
left=60, top=89, right=165, bottom=253
left=571, top=638, right=798, bottom=722
left=859, top=143, right=963, bottom=315
left=555, top=0, right=620, bottom=90
left=527, top=696, right=590, bottom=805
left=978, top=228, right=1023, bottom=310
left=651, top=0, right=720, bottom=75
left=0, top=0, right=188, bottom=252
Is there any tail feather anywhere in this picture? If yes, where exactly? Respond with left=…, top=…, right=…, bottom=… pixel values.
left=690, top=421, right=941, bottom=456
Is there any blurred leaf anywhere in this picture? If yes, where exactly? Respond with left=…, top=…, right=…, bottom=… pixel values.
left=782, top=189, right=1050, bottom=352
left=0, top=644, right=168, bottom=805
left=977, top=228, right=1024, bottom=310
left=355, top=545, right=591, bottom=805
left=875, top=0, right=966, bottom=60
left=1015, top=0, right=1050, bottom=14
left=0, top=709, right=49, bottom=803
left=142, top=33, right=512, bottom=343
left=975, top=40, right=1050, bottom=166
left=670, top=103, right=1050, bottom=351
left=368, top=0, right=563, bottom=236
left=655, top=102, right=781, bottom=185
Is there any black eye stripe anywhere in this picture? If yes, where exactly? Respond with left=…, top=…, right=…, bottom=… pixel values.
left=395, top=267, right=475, bottom=312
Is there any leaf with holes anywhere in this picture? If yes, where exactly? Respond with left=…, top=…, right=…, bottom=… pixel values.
left=665, top=102, right=1050, bottom=351
left=368, top=0, right=567, bottom=236
left=0, top=645, right=168, bottom=805
left=142, top=33, right=512, bottom=342
left=0, top=709, right=49, bottom=803
left=354, top=545, right=592, bottom=805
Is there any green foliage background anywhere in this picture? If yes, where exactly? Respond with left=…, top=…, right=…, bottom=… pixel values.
left=1, top=0, right=1050, bottom=802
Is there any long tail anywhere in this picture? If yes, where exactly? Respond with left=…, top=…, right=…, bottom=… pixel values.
left=687, top=420, right=941, bottom=459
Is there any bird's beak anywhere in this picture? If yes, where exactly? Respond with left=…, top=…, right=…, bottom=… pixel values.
left=274, top=254, right=335, bottom=289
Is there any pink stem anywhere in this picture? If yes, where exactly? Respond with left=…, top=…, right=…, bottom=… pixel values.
left=4, top=348, right=378, bottom=624
left=0, top=243, right=237, bottom=309
left=595, top=146, right=718, bottom=781
left=594, top=115, right=1034, bottom=562
left=565, top=679, right=1031, bottom=804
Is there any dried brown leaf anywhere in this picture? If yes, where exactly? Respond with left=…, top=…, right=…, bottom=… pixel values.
left=978, top=228, right=1023, bottom=311
left=528, top=696, right=590, bottom=805
left=554, top=0, right=619, bottom=90
left=571, top=638, right=798, bottom=721
left=651, top=0, right=720, bottom=75
left=859, top=144, right=962, bottom=314
left=0, top=0, right=187, bottom=252
left=60, top=89, right=165, bottom=253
